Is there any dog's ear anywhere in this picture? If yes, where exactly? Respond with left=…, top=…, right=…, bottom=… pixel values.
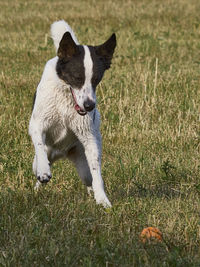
left=57, top=32, right=79, bottom=60
left=95, top=33, right=116, bottom=69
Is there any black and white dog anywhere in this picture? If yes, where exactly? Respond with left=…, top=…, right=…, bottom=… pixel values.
left=29, top=20, right=116, bottom=207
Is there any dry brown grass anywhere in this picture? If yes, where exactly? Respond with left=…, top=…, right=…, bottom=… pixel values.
left=0, top=0, right=200, bottom=265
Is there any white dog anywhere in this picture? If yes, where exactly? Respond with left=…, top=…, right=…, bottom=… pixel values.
left=29, top=20, right=116, bottom=207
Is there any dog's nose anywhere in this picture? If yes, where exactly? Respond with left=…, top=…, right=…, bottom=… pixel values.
left=83, top=99, right=95, bottom=112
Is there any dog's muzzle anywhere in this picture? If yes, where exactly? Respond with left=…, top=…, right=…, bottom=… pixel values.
left=70, top=87, right=87, bottom=116
left=70, top=87, right=96, bottom=116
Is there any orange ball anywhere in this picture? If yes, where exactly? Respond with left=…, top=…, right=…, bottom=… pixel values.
left=140, top=227, right=162, bottom=243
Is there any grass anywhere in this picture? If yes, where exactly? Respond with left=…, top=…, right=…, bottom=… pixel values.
left=0, top=0, right=200, bottom=265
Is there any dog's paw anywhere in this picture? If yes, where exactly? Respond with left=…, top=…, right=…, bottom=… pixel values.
left=36, top=160, right=52, bottom=183
left=37, top=164, right=52, bottom=183
left=95, top=192, right=112, bottom=208
left=37, top=172, right=52, bottom=183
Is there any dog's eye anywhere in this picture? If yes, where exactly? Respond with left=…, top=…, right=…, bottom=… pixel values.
left=73, top=75, right=82, bottom=82
left=77, top=77, right=82, bottom=82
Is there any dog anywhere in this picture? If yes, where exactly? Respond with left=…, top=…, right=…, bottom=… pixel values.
left=29, top=20, right=116, bottom=207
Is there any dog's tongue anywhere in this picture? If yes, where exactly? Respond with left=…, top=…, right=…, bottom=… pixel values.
left=70, top=87, right=87, bottom=116
left=74, top=104, right=81, bottom=111
left=74, top=102, right=87, bottom=116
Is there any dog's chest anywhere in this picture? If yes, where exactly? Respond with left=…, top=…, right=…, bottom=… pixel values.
left=45, top=120, right=78, bottom=151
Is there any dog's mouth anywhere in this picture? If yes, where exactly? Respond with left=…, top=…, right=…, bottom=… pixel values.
left=70, top=87, right=87, bottom=116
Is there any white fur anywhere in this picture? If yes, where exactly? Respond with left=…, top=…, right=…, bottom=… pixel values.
left=83, top=45, right=93, bottom=88
left=83, top=45, right=96, bottom=102
left=51, top=20, right=79, bottom=51
left=29, top=20, right=111, bottom=208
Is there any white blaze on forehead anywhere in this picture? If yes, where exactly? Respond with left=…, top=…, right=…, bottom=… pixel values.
left=83, top=45, right=93, bottom=89
left=73, top=45, right=96, bottom=110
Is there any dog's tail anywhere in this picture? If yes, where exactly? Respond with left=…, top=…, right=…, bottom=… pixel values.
left=51, top=20, right=79, bottom=52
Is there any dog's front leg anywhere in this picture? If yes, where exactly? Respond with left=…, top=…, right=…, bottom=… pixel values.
left=29, top=118, right=52, bottom=184
left=81, top=134, right=111, bottom=208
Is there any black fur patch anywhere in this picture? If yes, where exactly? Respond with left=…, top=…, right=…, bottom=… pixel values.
left=56, top=32, right=85, bottom=89
left=56, top=32, right=116, bottom=91
left=56, top=45, right=85, bottom=89
left=94, top=34, right=116, bottom=70
left=88, top=46, right=106, bottom=90
left=89, top=34, right=116, bottom=90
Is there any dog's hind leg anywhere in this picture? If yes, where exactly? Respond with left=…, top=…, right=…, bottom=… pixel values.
left=78, top=132, right=111, bottom=208
left=67, top=143, right=93, bottom=189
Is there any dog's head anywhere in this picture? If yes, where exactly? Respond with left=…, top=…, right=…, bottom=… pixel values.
left=56, top=32, right=116, bottom=115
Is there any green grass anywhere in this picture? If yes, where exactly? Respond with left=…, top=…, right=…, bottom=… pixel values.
left=0, top=0, right=200, bottom=265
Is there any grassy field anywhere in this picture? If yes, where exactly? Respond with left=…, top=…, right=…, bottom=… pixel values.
left=0, top=0, right=200, bottom=266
